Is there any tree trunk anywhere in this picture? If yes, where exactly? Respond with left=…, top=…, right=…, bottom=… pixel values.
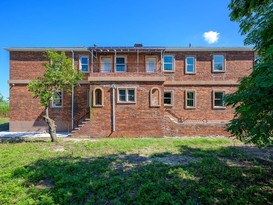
left=43, top=106, right=57, bottom=142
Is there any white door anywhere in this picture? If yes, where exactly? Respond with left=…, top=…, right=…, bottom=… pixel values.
left=101, top=57, right=112, bottom=72
left=146, top=57, right=156, bottom=72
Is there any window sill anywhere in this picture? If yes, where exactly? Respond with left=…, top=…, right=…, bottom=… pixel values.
left=212, top=70, right=225, bottom=73
left=185, top=72, right=196, bottom=75
left=213, top=106, right=226, bottom=110
left=117, top=102, right=136, bottom=104
left=163, top=70, right=175, bottom=73
left=164, top=104, right=173, bottom=107
left=185, top=107, right=196, bottom=110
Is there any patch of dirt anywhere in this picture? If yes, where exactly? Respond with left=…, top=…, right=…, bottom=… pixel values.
left=217, top=157, right=256, bottom=168
left=35, top=179, right=53, bottom=190
left=110, top=154, right=200, bottom=171
left=152, top=155, right=201, bottom=166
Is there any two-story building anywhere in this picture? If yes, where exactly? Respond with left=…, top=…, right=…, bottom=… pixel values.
left=6, top=45, right=254, bottom=137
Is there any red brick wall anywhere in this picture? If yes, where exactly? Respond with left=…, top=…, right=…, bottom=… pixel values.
left=8, top=49, right=254, bottom=137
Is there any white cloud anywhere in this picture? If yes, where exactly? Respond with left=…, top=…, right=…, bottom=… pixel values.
left=203, top=31, right=220, bottom=44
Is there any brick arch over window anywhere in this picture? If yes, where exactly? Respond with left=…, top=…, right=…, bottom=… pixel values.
left=150, top=87, right=161, bottom=107
left=92, top=87, right=104, bottom=107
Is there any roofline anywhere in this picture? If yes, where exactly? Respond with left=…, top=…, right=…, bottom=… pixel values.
left=4, top=46, right=254, bottom=52
left=4, top=47, right=88, bottom=52
left=165, top=47, right=254, bottom=52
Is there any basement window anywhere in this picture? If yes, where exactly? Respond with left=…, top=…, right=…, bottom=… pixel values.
left=80, top=56, right=89, bottom=73
left=117, top=88, right=136, bottom=103
left=213, top=91, right=225, bottom=109
left=93, top=87, right=104, bottom=107
left=164, top=91, right=173, bottom=106
left=185, top=90, right=196, bottom=109
left=52, top=91, right=62, bottom=108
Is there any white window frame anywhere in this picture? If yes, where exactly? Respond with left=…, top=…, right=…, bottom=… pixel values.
left=185, top=90, right=196, bottom=109
left=213, top=91, right=226, bottom=109
left=115, top=56, right=126, bottom=72
left=164, top=91, right=173, bottom=106
left=163, top=55, right=175, bottom=72
left=145, top=56, right=157, bottom=73
left=79, top=56, right=89, bottom=73
left=52, top=91, right=62, bottom=108
left=185, top=56, right=196, bottom=74
left=117, top=88, right=136, bottom=103
left=213, top=55, right=225, bottom=72
left=100, top=56, right=112, bottom=72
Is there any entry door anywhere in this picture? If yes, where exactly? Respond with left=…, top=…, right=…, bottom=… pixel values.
left=101, top=57, right=112, bottom=72
left=146, top=57, right=156, bottom=72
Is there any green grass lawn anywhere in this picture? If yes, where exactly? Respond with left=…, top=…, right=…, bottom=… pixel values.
left=0, top=137, right=272, bottom=204
left=0, top=117, right=9, bottom=131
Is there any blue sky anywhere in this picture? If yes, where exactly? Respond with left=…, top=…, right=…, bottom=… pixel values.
left=0, top=0, right=245, bottom=99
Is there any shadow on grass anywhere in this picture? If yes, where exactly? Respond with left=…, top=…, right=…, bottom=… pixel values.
left=9, top=146, right=273, bottom=204
left=0, top=138, right=51, bottom=144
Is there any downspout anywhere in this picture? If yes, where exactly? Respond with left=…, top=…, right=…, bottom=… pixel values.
left=111, top=84, right=116, bottom=132
left=71, top=50, right=75, bottom=130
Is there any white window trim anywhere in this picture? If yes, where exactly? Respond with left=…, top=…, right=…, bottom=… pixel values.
left=164, top=91, right=174, bottom=106
left=185, top=56, right=196, bottom=74
left=100, top=56, right=113, bottom=72
left=163, top=55, right=175, bottom=72
left=115, top=56, right=127, bottom=72
left=212, top=55, right=225, bottom=72
left=145, top=56, right=158, bottom=73
left=79, top=55, right=89, bottom=73
left=92, top=87, right=104, bottom=107
left=185, top=90, right=196, bottom=109
left=52, top=91, right=63, bottom=108
left=117, top=87, right=137, bottom=103
left=213, top=91, right=226, bottom=109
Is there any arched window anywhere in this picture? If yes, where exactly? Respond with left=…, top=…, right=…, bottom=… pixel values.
left=150, top=87, right=161, bottom=107
left=93, top=87, right=104, bottom=107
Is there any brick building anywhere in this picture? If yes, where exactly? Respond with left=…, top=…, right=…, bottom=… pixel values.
left=6, top=45, right=254, bottom=137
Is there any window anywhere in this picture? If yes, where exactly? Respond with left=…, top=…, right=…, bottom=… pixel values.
left=150, top=87, right=161, bottom=107
left=213, top=55, right=225, bottom=72
left=52, top=91, right=62, bottom=108
left=164, top=91, right=173, bottom=106
left=93, top=87, right=104, bottom=107
left=163, top=55, right=174, bottom=72
left=101, top=57, right=112, bottom=72
left=185, top=91, right=196, bottom=109
left=185, top=56, right=195, bottom=74
left=80, top=56, right=89, bottom=72
left=146, top=57, right=157, bottom=72
left=116, top=56, right=126, bottom=72
left=117, top=88, right=136, bottom=103
left=213, top=91, right=225, bottom=108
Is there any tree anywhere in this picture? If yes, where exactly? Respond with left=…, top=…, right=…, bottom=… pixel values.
left=28, top=51, right=82, bottom=142
left=226, top=0, right=273, bottom=147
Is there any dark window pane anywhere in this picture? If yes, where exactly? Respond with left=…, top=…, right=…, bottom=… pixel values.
left=164, top=63, right=173, bottom=70
left=81, top=57, right=88, bottom=64
left=128, top=89, right=135, bottom=102
left=164, top=56, right=173, bottom=63
left=95, top=89, right=102, bottom=105
left=82, top=65, right=88, bottom=71
left=116, top=57, right=125, bottom=64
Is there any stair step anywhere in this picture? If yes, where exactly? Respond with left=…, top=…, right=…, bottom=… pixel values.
left=85, top=118, right=90, bottom=121
left=78, top=124, right=84, bottom=127
left=75, top=127, right=80, bottom=130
